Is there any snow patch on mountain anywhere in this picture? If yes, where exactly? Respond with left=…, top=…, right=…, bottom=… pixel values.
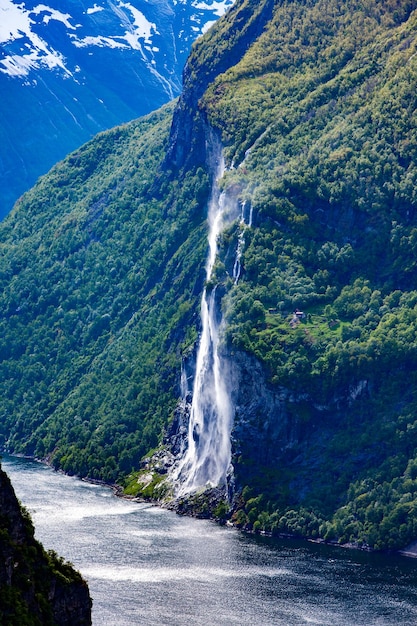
left=31, top=5, right=75, bottom=28
left=0, top=0, right=74, bottom=77
left=70, top=35, right=127, bottom=50
left=0, top=0, right=235, bottom=217
left=86, top=4, right=104, bottom=16
left=194, top=0, right=232, bottom=17
left=0, top=0, right=234, bottom=79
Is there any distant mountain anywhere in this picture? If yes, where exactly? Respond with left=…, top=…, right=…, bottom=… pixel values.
left=2, top=0, right=417, bottom=552
left=0, top=0, right=233, bottom=218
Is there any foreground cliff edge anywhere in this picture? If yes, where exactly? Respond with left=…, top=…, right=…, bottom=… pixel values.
left=1, top=0, right=417, bottom=552
left=0, top=464, right=92, bottom=625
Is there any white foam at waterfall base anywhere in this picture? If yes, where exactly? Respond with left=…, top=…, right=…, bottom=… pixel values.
left=174, top=160, right=237, bottom=495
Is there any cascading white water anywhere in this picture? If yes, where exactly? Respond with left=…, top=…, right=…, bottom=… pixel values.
left=233, top=200, right=252, bottom=284
left=174, top=160, right=236, bottom=495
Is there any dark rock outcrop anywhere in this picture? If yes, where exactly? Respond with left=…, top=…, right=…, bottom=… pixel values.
left=228, top=350, right=295, bottom=471
left=0, top=465, right=92, bottom=626
left=166, top=0, right=276, bottom=171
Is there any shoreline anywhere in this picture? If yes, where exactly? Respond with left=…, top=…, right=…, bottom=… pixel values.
left=4, top=452, right=417, bottom=559
left=397, top=541, right=417, bottom=558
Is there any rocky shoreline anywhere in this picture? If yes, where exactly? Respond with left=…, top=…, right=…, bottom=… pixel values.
left=12, top=454, right=417, bottom=560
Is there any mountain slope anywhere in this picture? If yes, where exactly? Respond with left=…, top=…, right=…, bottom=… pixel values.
left=0, top=0, right=233, bottom=218
left=1, top=0, right=417, bottom=551
left=0, top=101, right=209, bottom=480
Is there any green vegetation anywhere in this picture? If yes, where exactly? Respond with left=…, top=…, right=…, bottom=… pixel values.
left=196, top=0, right=417, bottom=550
left=0, top=102, right=208, bottom=482
left=1, top=0, right=417, bottom=551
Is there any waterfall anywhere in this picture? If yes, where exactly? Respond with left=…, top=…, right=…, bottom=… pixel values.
left=232, top=200, right=252, bottom=284
left=174, top=159, right=236, bottom=495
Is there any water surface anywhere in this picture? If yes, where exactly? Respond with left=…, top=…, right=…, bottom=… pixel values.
left=3, top=454, right=417, bottom=625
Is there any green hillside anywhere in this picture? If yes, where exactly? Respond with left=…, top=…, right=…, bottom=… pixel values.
left=0, top=102, right=210, bottom=481
left=2, top=0, right=417, bottom=551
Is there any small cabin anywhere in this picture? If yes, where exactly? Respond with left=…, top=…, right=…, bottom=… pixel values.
left=290, top=309, right=306, bottom=328
left=294, top=309, right=306, bottom=319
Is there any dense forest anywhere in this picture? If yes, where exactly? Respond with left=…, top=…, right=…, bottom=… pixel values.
left=2, top=0, right=417, bottom=551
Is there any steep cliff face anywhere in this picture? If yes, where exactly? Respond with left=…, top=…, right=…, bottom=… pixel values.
left=0, top=466, right=91, bottom=625
left=229, top=350, right=294, bottom=474
left=166, top=0, right=275, bottom=170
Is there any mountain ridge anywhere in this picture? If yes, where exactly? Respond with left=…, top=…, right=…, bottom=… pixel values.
left=0, top=0, right=233, bottom=218
left=1, top=0, right=417, bottom=551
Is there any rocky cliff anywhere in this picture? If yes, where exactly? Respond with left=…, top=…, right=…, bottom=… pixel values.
left=0, top=465, right=91, bottom=625
left=166, top=0, right=275, bottom=171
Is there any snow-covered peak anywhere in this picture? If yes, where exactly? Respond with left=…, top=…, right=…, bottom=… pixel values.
left=0, top=1, right=73, bottom=76
left=0, top=0, right=234, bottom=79
left=0, top=0, right=235, bottom=218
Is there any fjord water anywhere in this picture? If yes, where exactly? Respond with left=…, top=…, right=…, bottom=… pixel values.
left=3, top=455, right=417, bottom=626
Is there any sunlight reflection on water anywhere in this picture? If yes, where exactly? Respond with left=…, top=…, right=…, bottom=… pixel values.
left=3, top=454, right=417, bottom=626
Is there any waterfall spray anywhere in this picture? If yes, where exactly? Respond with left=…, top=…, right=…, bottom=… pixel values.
left=173, top=159, right=237, bottom=495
